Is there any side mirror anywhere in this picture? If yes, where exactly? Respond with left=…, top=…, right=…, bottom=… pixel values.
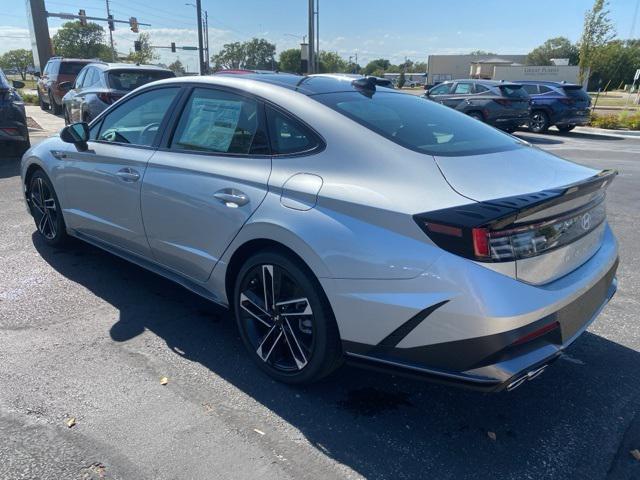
left=58, top=81, right=72, bottom=91
left=12, top=80, right=25, bottom=89
left=60, top=122, right=89, bottom=151
left=34, top=71, right=41, bottom=78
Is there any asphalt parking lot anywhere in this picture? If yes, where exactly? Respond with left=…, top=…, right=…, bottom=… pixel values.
left=1, top=112, right=639, bottom=479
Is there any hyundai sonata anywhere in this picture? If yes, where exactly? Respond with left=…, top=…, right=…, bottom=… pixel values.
left=20, top=74, right=618, bottom=391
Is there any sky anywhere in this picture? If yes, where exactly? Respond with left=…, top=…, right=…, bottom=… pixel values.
left=1, top=0, right=639, bottom=72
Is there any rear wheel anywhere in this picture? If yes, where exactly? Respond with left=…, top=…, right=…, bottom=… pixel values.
left=38, top=91, right=50, bottom=111
left=529, top=110, right=549, bottom=133
left=557, top=125, right=575, bottom=133
left=28, top=170, right=68, bottom=246
left=49, top=90, right=62, bottom=115
left=234, top=250, right=342, bottom=384
left=63, top=106, right=70, bottom=125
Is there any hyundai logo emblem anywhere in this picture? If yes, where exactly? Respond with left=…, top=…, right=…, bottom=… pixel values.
left=581, top=212, right=592, bottom=231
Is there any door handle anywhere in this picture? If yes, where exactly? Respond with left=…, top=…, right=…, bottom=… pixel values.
left=116, top=168, right=140, bottom=182
left=213, top=189, right=249, bottom=207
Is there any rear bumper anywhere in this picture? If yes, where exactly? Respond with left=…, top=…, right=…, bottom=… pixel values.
left=324, top=224, right=619, bottom=391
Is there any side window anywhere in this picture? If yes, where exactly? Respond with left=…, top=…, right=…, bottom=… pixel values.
left=429, top=83, right=451, bottom=95
left=539, top=85, right=553, bottom=94
left=522, top=84, right=539, bottom=95
left=266, top=106, right=320, bottom=155
left=75, top=69, right=87, bottom=88
left=97, top=87, right=179, bottom=146
left=474, top=84, right=490, bottom=93
left=453, top=83, right=472, bottom=94
left=170, top=88, right=259, bottom=155
left=84, top=69, right=98, bottom=87
left=43, top=61, right=50, bottom=75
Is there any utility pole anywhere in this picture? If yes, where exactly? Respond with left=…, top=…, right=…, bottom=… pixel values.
left=204, top=10, right=210, bottom=73
left=105, top=0, right=115, bottom=60
left=307, top=0, right=314, bottom=74
left=315, top=0, right=320, bottom=73
left=196, top=0, right=205, bottom=75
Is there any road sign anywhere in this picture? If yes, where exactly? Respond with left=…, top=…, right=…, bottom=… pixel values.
left=182, top=46, right=198, bottom=51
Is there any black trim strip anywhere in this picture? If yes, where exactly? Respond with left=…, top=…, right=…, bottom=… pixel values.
left=376, top=300, right=449, bottom=348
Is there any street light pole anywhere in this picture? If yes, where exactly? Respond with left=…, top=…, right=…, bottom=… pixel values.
left=307, top=0, right=314, bottom=74
left=195, top=0, right=205, bottom=75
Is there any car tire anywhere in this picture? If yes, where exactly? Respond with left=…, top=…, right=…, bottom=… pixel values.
left=49, top=91, right=62, bottom=115
left=27, top=170, right=69, bottom=247
left=557, top=125, right=575, bottom=133
left=38, top=91, right=50, bottom=111
left=468, top=111, right=484, bottom=122
left=233, top=249, right=343, bottom=384
left=529, top=110, right=550, bottom=133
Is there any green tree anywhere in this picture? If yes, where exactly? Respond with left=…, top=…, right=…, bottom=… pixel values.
left=578, top=0, right=616, bottom=83
left=363, top=58, right=390, bottom=75
left=318, top=51, right=348, bottom=73
left=410, top=61, right=427, bottom=73
left=0, top=49, right=33, bottom=80
left=526, top=37, right=579, bottom=65
left=278, top=48, right=301, bottom=73
left=588, top=40, right=640, bottom=90
left=167, top=58, right=186, bottom=76
left=126, top=33, right=158, bottom=64
left=212, top=38, right=276, bottom=70
left=397, top=70, right=406, bottom=88
left=52, top=21, right=112, bottom=60
left=469, top=50, right=497, bottom=56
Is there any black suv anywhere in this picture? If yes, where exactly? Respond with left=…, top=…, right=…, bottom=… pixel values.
left=425, top=79, right=530, bottom=132
left=0, top=67, right=29, bottom=155
left=517, top=81, right=591, bottom=133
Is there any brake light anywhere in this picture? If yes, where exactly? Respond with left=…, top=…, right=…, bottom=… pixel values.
left=472, top=228, right=489, bottom=257
left=511, top=321, right=560, bottom=346
left=0, top=127, right=20, bottom=136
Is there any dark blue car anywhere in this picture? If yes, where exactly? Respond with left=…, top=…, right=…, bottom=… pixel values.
left=0, top=67, right=30, bottom=155
left=517, top=81, right=591, bottom=133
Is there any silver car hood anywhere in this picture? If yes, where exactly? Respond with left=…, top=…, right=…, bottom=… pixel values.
left=433, top=145, right=599, bottom=202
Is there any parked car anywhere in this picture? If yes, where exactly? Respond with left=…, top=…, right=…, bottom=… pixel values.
left=61, top=63, right=175, bottom=125
left=21, top=74, right=618, bottom=391
left=517, top=81, right=591, bottom=133
left=0, top=67, right=29, bottom=155
left=37, top=57, right=93, bottom=114
left=425, top=79, right=531, bottom=132
left=310, top=74, right=395, bottom=89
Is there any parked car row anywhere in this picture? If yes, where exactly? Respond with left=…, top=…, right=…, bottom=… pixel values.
left=0, top=67, right=29, bottom=155
left=424, top=79, right=591, bottom=133
left=21, top=73, right=618, bottom=391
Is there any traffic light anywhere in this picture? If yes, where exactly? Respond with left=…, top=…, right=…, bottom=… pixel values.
left=171, top=42, right=176, bottom=53
left=129, top=17, right=138, bottom=33
left=78, top=9, right=87, bottom=26
left=107, top=14, right=115, bottom=31
left=134, top=41, right=142, bottom=52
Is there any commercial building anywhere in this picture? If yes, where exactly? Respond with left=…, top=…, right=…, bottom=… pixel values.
left=426, top=54, right=527, bottom=84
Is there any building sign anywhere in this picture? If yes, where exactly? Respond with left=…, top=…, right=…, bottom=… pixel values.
left=493, top=65, right=582, bottom=86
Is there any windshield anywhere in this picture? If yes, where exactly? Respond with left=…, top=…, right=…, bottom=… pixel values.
left=107, top=70, right=174, bottom=91
left=313, top=91, right=523, bottom=156
left=563, top=86, right=590, bottom=101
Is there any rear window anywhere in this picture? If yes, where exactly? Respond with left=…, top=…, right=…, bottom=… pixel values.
left=107, top=70, right=174, bottom=91
left=563, top=86, right=590, bottom=101
left=59, top=62, right=89, bottom=75
left=499, top=85, right=528, bottom=99
left=314, top=91, right=523, bottom=156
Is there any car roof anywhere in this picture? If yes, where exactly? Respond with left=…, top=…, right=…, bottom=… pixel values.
left=84, top=62, right=172, bottom=72
left=170, top=72, right=398, bottom=96
left=515, top=80, right=581, bottom=88
left=438, top=79, right=522, bottom=88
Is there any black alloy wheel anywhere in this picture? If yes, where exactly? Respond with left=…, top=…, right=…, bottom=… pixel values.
left=28, top=171, right=68, bottom=246
left=234, top=251, right=342, bottom=384
left=529, top=110, right=550, bottom=133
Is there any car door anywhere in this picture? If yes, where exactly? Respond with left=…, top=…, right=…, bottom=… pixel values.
left=427, top=82, right=453, bottom=104
left=140, top=86, right=271, bottom=282
left=67, top=68, right=87, bottom=122
left=61, top=86, right=181, bottom=258
left=445, top=81, right=473, bottom=109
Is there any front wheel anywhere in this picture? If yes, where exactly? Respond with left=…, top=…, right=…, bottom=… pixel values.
left=557, top=125, right=575, bottom=133
left=28, top=170, right=68, bottom=246
left=234, top=250, right=342, bottom=384
left=529, top=110, right=550, bottom=133
left=38, top=91, right=50, bottom=111
left=49, top=91, right=62, bottom=115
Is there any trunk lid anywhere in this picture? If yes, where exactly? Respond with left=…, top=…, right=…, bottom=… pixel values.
left=431, top=147, right=615, bottom=284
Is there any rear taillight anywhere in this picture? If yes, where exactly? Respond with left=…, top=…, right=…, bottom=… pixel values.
left=0, top=127, right=21, bottom=136
left=511, top=321, right=560, bottom=347
left=415, top=196, right=606, bottom=263
left=97, top=92, right=122, bottom=104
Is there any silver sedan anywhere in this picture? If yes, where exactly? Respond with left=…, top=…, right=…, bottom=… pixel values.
left=20, top=74, right=618, bottom=391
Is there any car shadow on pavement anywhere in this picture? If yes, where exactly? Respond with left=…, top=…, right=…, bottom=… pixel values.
left=0, top=155, right=21, bottom=179
left=33, top=233, right=640, bottom=480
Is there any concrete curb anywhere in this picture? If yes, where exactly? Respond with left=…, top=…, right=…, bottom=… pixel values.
left=573, top=126, right=640, bottom=138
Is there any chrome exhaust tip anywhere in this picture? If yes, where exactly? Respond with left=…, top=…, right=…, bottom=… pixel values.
left=506, top=364, right=549, bottom=391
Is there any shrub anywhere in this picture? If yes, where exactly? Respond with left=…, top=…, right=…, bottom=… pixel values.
left=19, top=91, right=39, bottom=105
left=589, top=111, right=640, bottom=130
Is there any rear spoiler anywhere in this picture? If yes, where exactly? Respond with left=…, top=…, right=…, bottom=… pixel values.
left=414, top=170, right=616, bottom=261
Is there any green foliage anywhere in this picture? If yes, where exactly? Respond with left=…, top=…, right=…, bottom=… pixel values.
left=589, top=111, right=640, bottom=130
left=125, top=33, right=158, bottom=64
left=318, top=51, right=348, bottom=73
left=526, top=37, right=579, bottom=66
left=578, top=0, right=616, bottom=83
left=469, top=50, right=497, bottom=56
left=19, top=91, right=39, bottom=105
left=278, top=48, right=301, bottom=73
left=397, top=71, right=406, bottom=88
left=410, top=62, right=427, bottom=73
left=0, top=49, right=34, bottom=80
left=363, top=58, right=391, bottom=75
left=52, top=21, right=112, bottom=61
left=588, top=40, right=640, bottom=90
left=212, top=38, right=277, bottom=71
left=167, top=58, right=186, bottom=76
